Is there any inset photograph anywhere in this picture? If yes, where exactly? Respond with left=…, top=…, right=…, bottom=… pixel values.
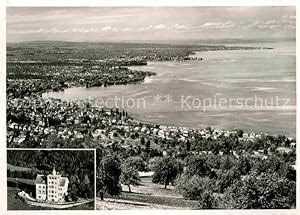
left=7, top=149, right=95, bottom=210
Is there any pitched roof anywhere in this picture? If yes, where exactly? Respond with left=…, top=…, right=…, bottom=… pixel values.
left=58, top=177, right=68, bottom=186
left=35, top=174, right=46, bottom=184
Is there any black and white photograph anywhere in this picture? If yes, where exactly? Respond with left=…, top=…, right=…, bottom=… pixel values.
left=4, top=4, right=297, bottom=212
left=7, top=149, right=95, bottom=210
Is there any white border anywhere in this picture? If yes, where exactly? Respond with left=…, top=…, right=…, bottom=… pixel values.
left=1, top=0, right=6, bottom=214
left=5, top=0, right=298, bottom=7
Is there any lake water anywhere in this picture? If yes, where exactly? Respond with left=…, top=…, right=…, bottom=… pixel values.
left=43, top=41, right=296, bottom=137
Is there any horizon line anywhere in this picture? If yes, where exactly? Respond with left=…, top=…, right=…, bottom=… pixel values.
left=6, top=37, right=296, bottom=45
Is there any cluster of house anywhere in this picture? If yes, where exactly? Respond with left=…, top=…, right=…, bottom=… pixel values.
left=7, top=60, right=296, bottom=149
left=7, top=62, right=154, bottom=98
left=7, top=91, right=296, bottom=149
left=35, top=168, right=69, bottom=203
left=124, top=124, right=240, bottom=142
left=7, top=95, right=135, bottom=147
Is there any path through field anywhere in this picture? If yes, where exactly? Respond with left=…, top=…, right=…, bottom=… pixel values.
left=96, top=176, right=198, bottom=210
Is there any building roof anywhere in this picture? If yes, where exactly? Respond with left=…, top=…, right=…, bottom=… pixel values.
left=35, top=174, right=46, bottom=184
left=58, top=177, right=68, bottom=186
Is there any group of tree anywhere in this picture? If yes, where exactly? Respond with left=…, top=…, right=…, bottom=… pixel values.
left=7, top=169, right=37, bottom=180
left=175, top=153, right=296, bottom=209
left=96, top=135, right=296, bottom=209
left=97, top=153, right=147, bottom=199
left=151, top=156, right=183, bottom=189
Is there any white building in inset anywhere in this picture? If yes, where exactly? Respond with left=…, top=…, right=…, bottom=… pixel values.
left=35, top=175, right=47, bottom=201
left=35, top=168, right=69, bottom=203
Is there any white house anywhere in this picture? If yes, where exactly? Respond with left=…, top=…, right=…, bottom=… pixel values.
left=35, top=175, right=47, bottom=202
left=35, top=168, right=69, bottom=203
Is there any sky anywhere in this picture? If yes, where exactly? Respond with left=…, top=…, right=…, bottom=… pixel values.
left=6, top=7, right=296, bottom=43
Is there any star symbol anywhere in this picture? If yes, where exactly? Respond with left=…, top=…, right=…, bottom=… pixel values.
left=154, top=94, right=162, bottom=103
left=166, top=94, right=173, bottom=103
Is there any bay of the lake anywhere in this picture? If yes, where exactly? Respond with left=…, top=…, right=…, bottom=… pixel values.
left=43, top=41, right=296, bottom=137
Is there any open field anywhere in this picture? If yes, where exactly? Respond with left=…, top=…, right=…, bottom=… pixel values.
left=97, top=176, right=199, bottom=210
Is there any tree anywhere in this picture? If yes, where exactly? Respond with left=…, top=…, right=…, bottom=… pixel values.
left=176, top=175, right=210, bottom=200
left=145, top=140, right=151, bottom=154
left=176, top=175, right=217, bottom=208
left=68, top=175, right=79, bottom=202
left=148, top=157, right=163, bottom=171
left=81, top=175, right=91, bottom=198
left=217, top=167, right=241, bottom=193
left=97, top=155, right=122, bottom=200
left=252, top=155, right=285, bottom=176
left=236, top=129, right=244, bottom=138
left=285, top=165, right=296, bottom=182
left=220, top=156, right=234, bottom=171
left=124, top=156, right=146, bottom=171
left=121, top=158, right=141, bottom=192
left=198, top=190, right=218, bottom=209
left=236, top=156, right=252, bottom=175
left=152, top=157, right=182, bottom=189
left=206, top=154, right=221, bottom=169
left=31, top=167, right=38, bottom=179
left=223, top=172, right=296, bottom=209
left=184, top=155, right=211, bottom=178
left=185, top=140, right=191, bottom=151
left=206, top=126, right=212, bottom=133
